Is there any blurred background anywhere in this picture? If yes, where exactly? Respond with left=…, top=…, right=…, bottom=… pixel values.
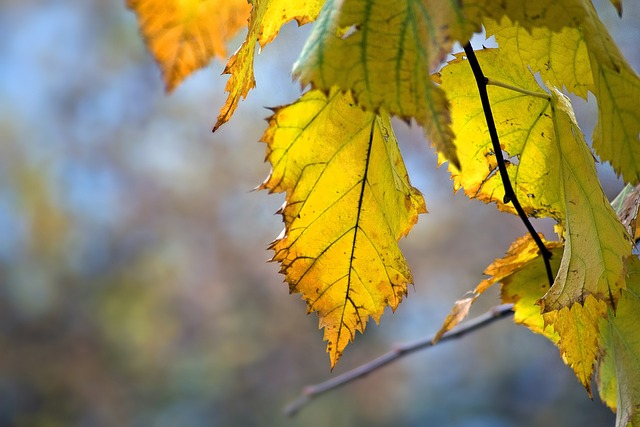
left=0, top=1, right=638, bottom=426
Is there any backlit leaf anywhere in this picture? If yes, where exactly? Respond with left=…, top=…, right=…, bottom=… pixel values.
left=484, top=16, right=592, bottom=99
left=261, top=88, right=426, bottom=367
left=214, top=0, right=323, bottom=131
left=597, top=256, right=640, bottom=427
left=438, top=49, right=632, bottom=312
left=485, top=6, right=640, bottom=184
left=540, top=87, right=631, bottom=311
left=608, top=0, right=623, bottom=17
left=127, top=0, right=251, bottom=91
left=543, top=295, right=608, bottom=394
left=497, top=236, right=562, bottom=343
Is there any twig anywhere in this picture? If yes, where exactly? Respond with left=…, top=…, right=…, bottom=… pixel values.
left=283, top=303, right=514, bottom=417
left=462, top=42, right=554, bottom=287
left=486, top=78, right=551, bottom=100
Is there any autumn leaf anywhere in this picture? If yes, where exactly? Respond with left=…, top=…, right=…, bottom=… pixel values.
left=597, top=257, right=640, bottom=427
left=434, top=234, right=562, bottom=340
left=540, top=87, right=631, bottom=311
left=611, top=184, right=640, bottom=242
left=292, top=0, right=484, bottom=169
left=545, top=295, right=609, bottom=394
left=438, top=49, right=632, bottom=312
left=473, top=233, right=605, bottom=394
left=214, top=0, right=323, bottom=131
left=608, top=0, right=623, bottom=17
left=127, top=0, right=251, bottom=91
left=485, top=6, right=640, bottom=185
left=484, top=16, right=593, bottom=99
left=261, top=88, right=426, bottom=367
left=432, top=294, right=478, bottom=344
left=497, top=236, right=562, bottom=343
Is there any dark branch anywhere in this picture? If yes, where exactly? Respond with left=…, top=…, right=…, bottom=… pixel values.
left=283, top=303, right=515, bottom=417
left=462, top=42, right=554, bottom=287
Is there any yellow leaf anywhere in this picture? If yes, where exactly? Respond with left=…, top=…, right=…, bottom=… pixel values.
left=127, top=0, right=251, bottom=91
left=597, top=256, right=640, bottom=427
left=484, top=5, right=640, bottom=184
left=432, top=294, right=478, bottom=345
left=498, top=237, right=562, bottom=343
left=436, top=234, right=562, bottom=343
left=437, top=49, right=557, bottom=217
left=470, top=0, right=589, bottom=33
left=438, top=49, right=632, bottom=311
left=484, top=16, right=592, bottom=99
left=293, top=0, right=482, bottom=169
left=475, top=233, right=607, bottom=394
left=540, top=87, right=631, bottom=311
left=261, top=88, right=426, bottom=367
left=544, top=295, right=608, bottom=395
left=214, top=0, right=323, bottom=131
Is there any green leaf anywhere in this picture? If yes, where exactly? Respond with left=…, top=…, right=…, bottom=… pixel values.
left=597, top=256, right=640, bottom=427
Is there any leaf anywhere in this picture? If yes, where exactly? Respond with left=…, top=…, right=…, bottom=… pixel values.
left=261, top=88, right=426, bottom=367
left=497, top=236, right=562, bottom=343
left=438, top=49, right=632, bottom=312
left=544, top=295, right=608, bottom=395
left=484, top=5, right=640, bottom=184
left=293, top=0, right=483, bottom=169
left=608, top=0, right=623, bottom=16
left=612, top=184, right=640, bottom=242
left=432, top=294, right=478, bottom=344
left=597, top=256, right=640, bottom=427
left=484, top=16, right=593, bottom=99
left=478, top=234, right=606, bottom=394
left=213, top=0, right=323, bottom=131
left=435, top=234, right=562, bottom=341
left=127, top=0, right=251, bottom=91
left=540, top=87, right=631, bottom=311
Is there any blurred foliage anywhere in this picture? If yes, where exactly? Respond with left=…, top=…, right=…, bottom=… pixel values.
left=0, top=0, right=637, bottom=426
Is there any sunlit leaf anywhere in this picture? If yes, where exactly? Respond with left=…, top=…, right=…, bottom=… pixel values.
left=438, top=49, right=632, bottom=312
left=484, top=16, right=592, bottom=99
left=261, top=88, right=426, bottom=367
left=608, top=0, right=623, bottom=17
left=127, top=0, right=251, bottom=91
left=544, top=295, right=608, bottom=394
left=214, top=0, right=323, bottom=131
left=597, top=256, right=640, bottom=427
left=293, top=0, right=485, bottom=169
left=497, top=236, right=562, bottom=343
left=485, top=6, right=640, bottom=185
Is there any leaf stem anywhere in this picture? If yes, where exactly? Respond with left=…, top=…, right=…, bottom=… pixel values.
left=462, top=42, right=554, bottom=287
left=283, top=304, right=515, bottom=417
left=486, top=78, right=551, bottom=100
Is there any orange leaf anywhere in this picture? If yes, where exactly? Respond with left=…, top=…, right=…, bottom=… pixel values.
left=213, top=0, right=323, bottom=131
left=127, top=0, right=251, bottom=91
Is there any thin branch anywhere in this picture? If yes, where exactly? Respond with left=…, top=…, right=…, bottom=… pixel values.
left=283, top=303, right=515, bottom=417
left=486, top=78, right=551, bottom=100
left=462, top=42, right=554, bottom=287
